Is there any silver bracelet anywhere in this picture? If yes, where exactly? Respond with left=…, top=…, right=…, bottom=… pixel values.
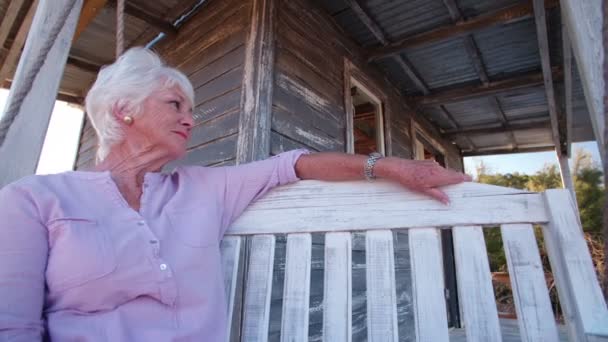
left=364, top=152, right=383, bottom=181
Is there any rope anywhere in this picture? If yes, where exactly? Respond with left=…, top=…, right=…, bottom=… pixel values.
left=116, top=0, right=125, bottom=58
left=0, top=0, right=79, bottom=148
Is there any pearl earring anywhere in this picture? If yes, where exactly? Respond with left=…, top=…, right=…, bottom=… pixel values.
left=123, top=116, right=133, bottom=125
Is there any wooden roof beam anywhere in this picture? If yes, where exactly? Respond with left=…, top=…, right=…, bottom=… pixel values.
left=107, top=0, right=177, bottom=37
left=462, top=145, right=554, bottom=157
left=438, top=105, right=477, bottom=152
left=414, top=68, right=562, bottom=107
left=562, top=19, right=573, bottom=157
left=67, top=56, right=102, bottom=73
left=345, top=0, right=429, bottom=94
left=368, top=0, right=559, bottom=62
left=532, top=0, right=563, bottom=156
left=73, top=0, right=108, bottom=43
left=442, top=0, right=490, bottom=85
left=0, top=0, right=37, bottom=84
left=0, top=0, right=28, bottom=51
left=443, top=119, right=551, bottom=138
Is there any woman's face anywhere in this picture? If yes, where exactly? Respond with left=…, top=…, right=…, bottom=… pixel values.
left=126, top=85, right=194, bottom=161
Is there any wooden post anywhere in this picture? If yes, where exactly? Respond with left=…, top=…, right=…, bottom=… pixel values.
left=236, top=0, right=276, bottom=163
left=559, top=0, right=605, bottom=160
left=557, top=152, right=578, bottom=212
left=0, top=0, right=83, bottom=188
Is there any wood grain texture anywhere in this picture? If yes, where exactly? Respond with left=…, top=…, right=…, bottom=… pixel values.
left=0, top=0, right=82, bottom=187
left=409, top=228, right=449, bottom=342
left=236, top=0, right=276, bottom=163
left=367, top=0, right=559, bottom=61
left=559, top=0, right=605, bottom=158
left=220, top=236, right=242, bottom=342
left=453, top=225, right=502, bottom=342
left=280, top=233, right=312, bottom=342
left=501, top=224, right=559, bottom=342
left=0, top=0, right=28, bottom=49
left=366, top=230, right=398, bottom=342
left=542, top=190, right=608, bottom=340
left=323, top=232, right=352, bottom=342
left=532, top=0, right=562, bottom=155
left=227, top=181, right=547, bottom=235
left=242, top=235, right=275, bottom=342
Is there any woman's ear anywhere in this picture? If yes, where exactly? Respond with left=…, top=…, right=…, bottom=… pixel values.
left=111, top=100, right=130, bottom=122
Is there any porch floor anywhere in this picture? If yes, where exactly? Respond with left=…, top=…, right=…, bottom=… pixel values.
left=448, top=318, right=569, bottom=341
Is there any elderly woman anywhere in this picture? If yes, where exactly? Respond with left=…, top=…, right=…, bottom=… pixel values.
left=0, top=47, right=470, bottom=341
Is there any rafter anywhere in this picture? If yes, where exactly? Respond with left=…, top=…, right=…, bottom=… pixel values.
left=462, top=145, right=554, bottom=157
left=438, top=105, right=477, bottom=152
left=107, top=0, right=178, bottom=37
left=368, top=0, right=559, bottom=62
left=443, top=119, right=551, bottom=138
left=414, top=68, right=562, bottom=107
left=345, top=0, right=429, bottom=94
left=532, top=0, right=563, bottom=155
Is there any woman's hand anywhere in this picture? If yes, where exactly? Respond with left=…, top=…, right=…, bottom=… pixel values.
left=295, top=152, right=472, bottom=204
left=375, top=158, right=472, bottom=204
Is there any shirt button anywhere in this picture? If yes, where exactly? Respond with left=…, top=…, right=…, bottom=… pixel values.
left=160, top=263, right=168, bottom=271
left=137, top=220, right=145, bottom=226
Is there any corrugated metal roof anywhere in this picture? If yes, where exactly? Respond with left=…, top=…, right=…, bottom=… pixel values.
left=315, top=0, right=595, bottom=154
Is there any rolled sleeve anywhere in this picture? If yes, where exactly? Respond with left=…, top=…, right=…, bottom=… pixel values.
left=0, top=184, right=48, bottom=341
left=220, top=149, right=309, bottom=233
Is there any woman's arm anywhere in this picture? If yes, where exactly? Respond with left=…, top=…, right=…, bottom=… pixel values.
left=0, top=184, right=47, bottom=341
left=295, top=152, right=471, bottom=204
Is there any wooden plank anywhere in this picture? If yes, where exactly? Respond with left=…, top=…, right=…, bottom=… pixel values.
left=462, top=145, right=554, bottom=157
left=0, top=0, right=38, bottom=84
left=452, top=226, right=502, bottom=342
left=236, top=0, right=275, bottom=163
left=366, top=230, right=398, bottom=341
left=323, top=232, right=352, bottom=342
left=271, top=106, right=342, bottom=152
left=0, top=0, right=82, bottom=187
left=367, top=0, right=559, bottom=61
left=228, top=181, right=547, bottom=235
left=276, top=12, right=342, bottom=87
left=270, top=130, right=314, bottom=155
left=532, top=0, right=562, bottom=156
left=220, top=236, right=242, bottom=342
left=559, top=0, right=605, bottom=159
left=273, top=84, right=344, bottom=138
left=165, top=2, right=247, bottom=69
left=344, top=60, right=354, bottom=155
left=414, top=69, right=561, bottom=107
left=188, top=110, right=239, bottom=151
left=562, top=20, right=573, bottom=157
left=189, top=44, right=245, bottom=89
left=500, top=224, right=560, bottom=342
left=178, top=27, right=246, bottom=76
left=194, top=87, right=240, bottom=122
left=107, top=0, right=177, bottom=36
left=72, top=0, right=107, bottom=42
left=276, top=46, right=343, bottom=107
left=280, top=233, right=312, bottom=341
left=409, top=228, right=449, bottom=342
left=443, top=120, right=551, bottom=138
left=275, top=73, right=343, bottom=125
left=0, top=0, right=28, bottom=49
left=177, top=133, right=237, bottom=167
left=542, top=190, right=608, bottom=340
left=242, top=235, right=275, bottom=342
left=193, top=66, right=243, bottom=105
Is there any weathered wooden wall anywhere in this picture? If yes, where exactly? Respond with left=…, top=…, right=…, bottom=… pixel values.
left=74, top=0, right=249, bottom=169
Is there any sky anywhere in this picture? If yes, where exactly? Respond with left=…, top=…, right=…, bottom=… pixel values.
left=0, top=89, right=84, bottom=175
left=0, top=88, right=603, bottom=177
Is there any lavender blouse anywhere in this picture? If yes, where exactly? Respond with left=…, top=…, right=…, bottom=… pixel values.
left=0, top=149, right=308, bottom=341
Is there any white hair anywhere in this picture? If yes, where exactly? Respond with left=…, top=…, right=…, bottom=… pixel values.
left=85, top=47, right=195, bottom=163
